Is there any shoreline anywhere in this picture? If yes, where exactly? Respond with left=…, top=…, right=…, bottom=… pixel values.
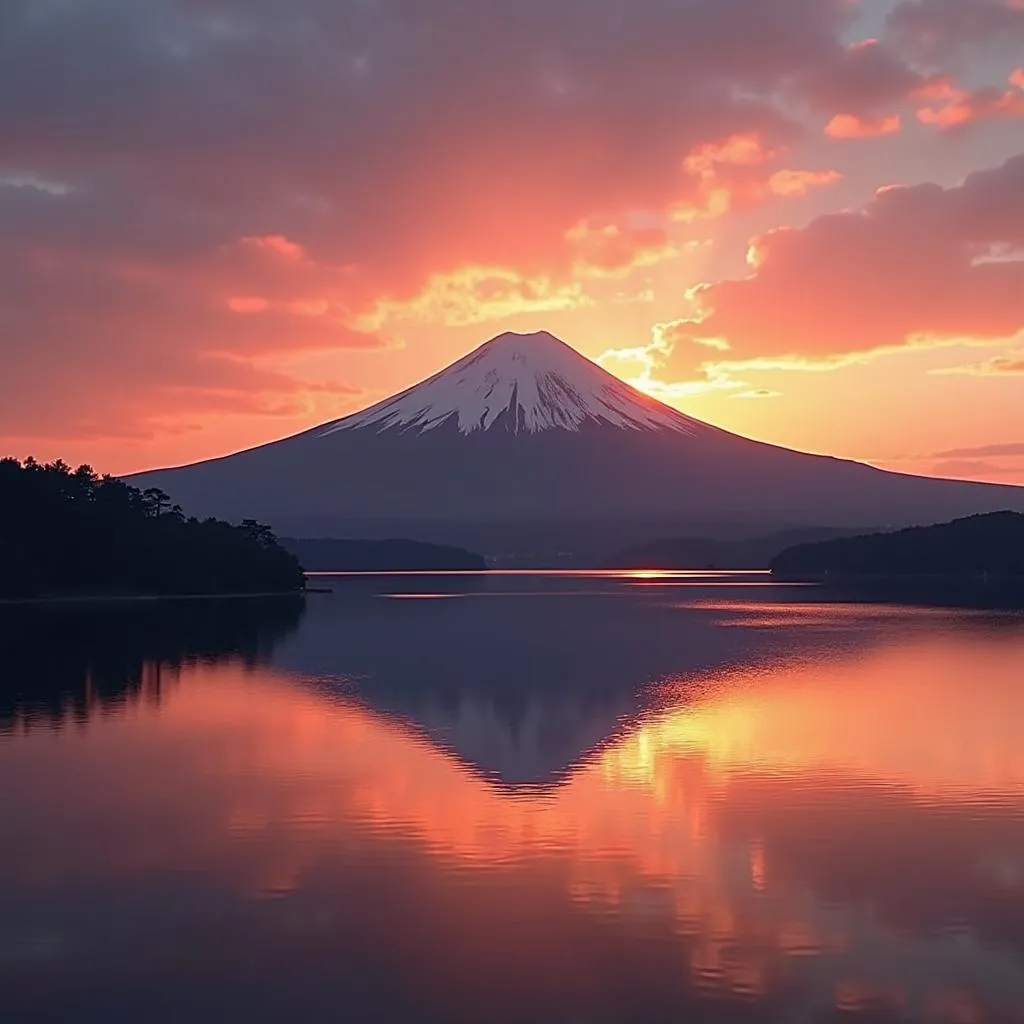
left=0, top=590, right=307, bottom=608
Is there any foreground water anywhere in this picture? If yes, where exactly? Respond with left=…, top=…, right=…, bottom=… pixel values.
left=2, top=572, right=1024, bottom=1023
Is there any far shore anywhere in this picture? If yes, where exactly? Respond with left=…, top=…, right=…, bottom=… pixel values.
left=0, top=590, right=307, bottom=607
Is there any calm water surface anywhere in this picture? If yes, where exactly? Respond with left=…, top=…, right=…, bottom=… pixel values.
left=2, top=572, right=1024, bottom=1023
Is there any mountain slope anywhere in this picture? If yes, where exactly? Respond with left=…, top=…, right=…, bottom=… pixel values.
left=129, top=330, right=1024, bottom=554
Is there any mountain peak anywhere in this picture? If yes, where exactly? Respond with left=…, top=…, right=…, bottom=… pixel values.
left=480, top=329, right=572, bottom=352
left=320, top=330, right=707, bottom=437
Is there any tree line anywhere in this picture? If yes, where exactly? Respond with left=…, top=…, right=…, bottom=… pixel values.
left=0, top=457, right=305, bottom=598
left=770, top=511, right=1024, bottom=578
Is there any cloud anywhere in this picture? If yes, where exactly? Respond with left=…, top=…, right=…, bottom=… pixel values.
left=598, top=325, right=755, bottom=401
left=803, top=38, right=933, bottom=113
left=667, top=154, right=1024, bottom=361
left=887, top=0, right=1024, bottom=63
left=356, top=266, right=591, bottom=329
left=933, top=442, right=1024, bottom=457
left=0, top=194, right=381, bottom=438
left=916, top=70, right=1024, bottom=128
left=767, top=168, right=844, bottom=196
left=566, top=222, right=681, bottom=278
left=874, top=438, right=1024, bottom=484
left=2, top=0, right=893, bottom=440
left=929, top=458, right=1016, bottom=479
left=671, top=133, right=844, bottom=219
left=732, top=389, right=782, bottom=399
left=933, top=351, right=1024, bottom=375
left=825, top=113, right=903, bottom=138
left=653, top=320, right=731, bottom=352
left=1, top=0, right=1021, bottom=446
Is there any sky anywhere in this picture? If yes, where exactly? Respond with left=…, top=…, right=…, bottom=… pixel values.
left=2, top=0, right=1023, bottom=482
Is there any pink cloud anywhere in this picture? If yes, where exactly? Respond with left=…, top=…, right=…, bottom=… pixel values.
left=3, top=0, right=883, bottom=444
left=0, top=0, right=1019, bottom=450
left=0, top=221, right=381, bottom=440
left=916, top=71, right=1024, bottom=128
left=825, top=113, right=903, bottom=139
left=566, top=222, right=680, bottom=277
left=671, top=134, right=843, bottom=219
left=930, top=458, right=1020, bottom=480
left=669, top=154, right=1024, bottom=360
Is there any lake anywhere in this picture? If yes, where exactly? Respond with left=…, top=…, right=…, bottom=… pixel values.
left=2, top=571, right=1024, bottom=1023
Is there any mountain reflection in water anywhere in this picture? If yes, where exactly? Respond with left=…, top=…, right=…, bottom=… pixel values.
left=1, top=573, right=1023, bottom=1023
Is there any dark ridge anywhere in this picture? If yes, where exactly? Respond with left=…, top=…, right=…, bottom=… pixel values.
left=769, top=512, right=1024, bottom=607
left=280, top=537, right=488, bottom=572
left=771, top=511, right=1024, bottom=578
left=606, top=526, right=872, bottom=569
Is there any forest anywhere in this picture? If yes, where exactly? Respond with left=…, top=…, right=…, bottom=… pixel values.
left=771, top=511, right=1024, bottom=578
left=0, top=458, right=305, bottom=598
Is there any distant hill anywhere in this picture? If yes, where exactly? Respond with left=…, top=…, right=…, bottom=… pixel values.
left=770, top=512, right=1024, bottom=578
left=281, top=537, right=487, bottom=572
left=608, top=526, right=870, bottom=570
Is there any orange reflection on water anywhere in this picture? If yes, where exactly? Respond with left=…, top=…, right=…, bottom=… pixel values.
left=4, top=627, right=1024, bottom=1015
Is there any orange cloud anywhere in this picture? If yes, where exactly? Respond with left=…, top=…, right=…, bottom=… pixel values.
left=597, top=325, right=743, bottom=400
left=916, top=70, right=1024, bottom=128
left=663, top=154, right=1024, bottom=363
left=358, top=265, right=591, bottom=329
left=654, top=319, right=730, bottom=352
left=683, top=133, right=778, bottom=174
left=767, top=168, right=843, bottom=196
left=933, top=351, right=1024, bottom=375
left=2, top=0, right=1021, bottom=461
left=566, top=222, right=680, bottom=278
left=825, top=113, right=902, bottom=139
left=0, top=227, right=379, bottom=446
left=672, top=135, right=843, bottom=220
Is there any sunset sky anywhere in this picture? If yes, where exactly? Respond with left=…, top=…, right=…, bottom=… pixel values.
left=2, top=0, right=1023, bottom=481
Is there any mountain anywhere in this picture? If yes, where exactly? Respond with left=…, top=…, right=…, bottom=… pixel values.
left=129, top=330, right=1024, bottom=559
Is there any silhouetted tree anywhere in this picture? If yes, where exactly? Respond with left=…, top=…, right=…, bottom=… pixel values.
left=0, top=457, right=306, bottom=598
left=142, top=487, right=171, bottom=518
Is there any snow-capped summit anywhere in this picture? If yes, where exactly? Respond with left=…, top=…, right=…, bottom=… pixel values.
left=320, top=330, right=705, bottom=437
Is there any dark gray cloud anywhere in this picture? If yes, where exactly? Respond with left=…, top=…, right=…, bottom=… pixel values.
left=886, top=0, right=1024, bottom=64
